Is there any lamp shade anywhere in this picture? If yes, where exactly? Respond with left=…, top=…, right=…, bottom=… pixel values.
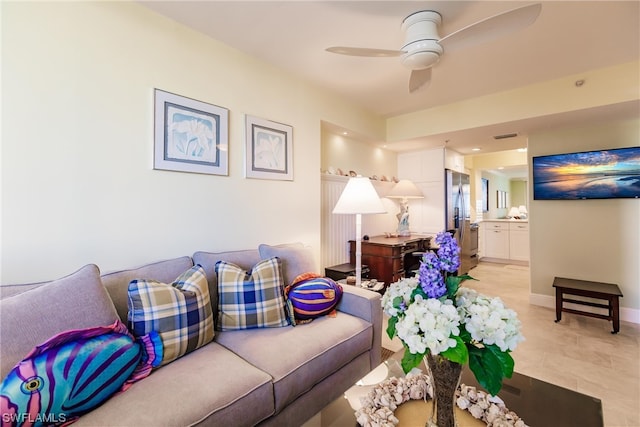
left=508, top=206, right=521, bottom=218
left=333, top=177, right=386, bottom=214
left=518, top=205, right=528, bottom=214
left=386, top=180, right=424, bottom=199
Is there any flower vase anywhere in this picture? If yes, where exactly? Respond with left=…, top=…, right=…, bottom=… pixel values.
left=425, top=353, right=462, bottom=427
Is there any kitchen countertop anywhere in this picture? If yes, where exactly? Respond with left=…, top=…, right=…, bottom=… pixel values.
left=478, top=219, right=528, bottom=222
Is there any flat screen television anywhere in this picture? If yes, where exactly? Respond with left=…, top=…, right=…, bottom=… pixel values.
left=532, top=146, right=640, bottom=200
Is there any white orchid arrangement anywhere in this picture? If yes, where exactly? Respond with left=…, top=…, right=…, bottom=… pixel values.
left=382, top=231, right=525, bottom=396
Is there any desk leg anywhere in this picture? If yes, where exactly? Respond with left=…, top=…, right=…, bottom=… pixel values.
left=554, top=289, right=562, bottom=323
left=611, top=296, right=620, bottom=334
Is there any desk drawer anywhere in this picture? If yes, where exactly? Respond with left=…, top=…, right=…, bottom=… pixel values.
left=401, top=241, right=421, bottom=254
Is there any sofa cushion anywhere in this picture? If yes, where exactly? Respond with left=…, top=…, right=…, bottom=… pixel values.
left=128, top=265, right=214, bottom=366
left=215, top=313, right=373, bottom=413
left=258, top=243, right=317, bottom=286
left=74, top=342, right=275, bottom=427
left=0, top=264, right=119, bottom=379
left=101, top=256, right=195, bottom=323
left=215, top=258, right=290, bottom=331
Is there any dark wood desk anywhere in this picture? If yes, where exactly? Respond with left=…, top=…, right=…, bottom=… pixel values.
left=349, top=235, right=431, bottom=289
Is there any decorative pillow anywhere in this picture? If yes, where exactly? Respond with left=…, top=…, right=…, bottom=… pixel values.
left=215, top=257, right=290, bottom=331
left=285, top=273, right=343, bottom=324
left=258, top=243, right=317, bottom=286
left=128, top=265, right=214, bottom=366
left=0, top=320, right=152, bottom=425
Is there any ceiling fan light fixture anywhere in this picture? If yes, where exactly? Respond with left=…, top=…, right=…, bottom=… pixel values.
left=400, top=10, right=443, bottom=70
left=402, top=10, right=442, bottom=40
left=401, top=49, right=441, bottom=70
left=326, top=4, right=542, bottom=94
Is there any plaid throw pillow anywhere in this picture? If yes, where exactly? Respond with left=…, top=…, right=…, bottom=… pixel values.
left=215, top=257, right=290, bottom=331
left=128, top=265, right=214, bottom=366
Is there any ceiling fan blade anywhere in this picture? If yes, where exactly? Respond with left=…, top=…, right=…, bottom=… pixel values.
left=439, top=3, right=542, bottom=53
left=326, top=46, right=404, bottom=57
left=409, top=68, right=432, bottom=93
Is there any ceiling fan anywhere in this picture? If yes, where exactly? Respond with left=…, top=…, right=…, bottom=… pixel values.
left=326, top=3, right=542, bottom=93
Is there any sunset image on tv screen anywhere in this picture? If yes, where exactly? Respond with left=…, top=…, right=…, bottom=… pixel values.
left=533, top=147, right=640, bottom=200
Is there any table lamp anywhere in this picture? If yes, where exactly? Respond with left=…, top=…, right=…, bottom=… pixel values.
left=333, top=176, right=386, bottom=287
left=518, top=205, right=528, bottom=219
left=386, top=179, right=423, bottom=236
left=508, top=206, right=521, bottom=219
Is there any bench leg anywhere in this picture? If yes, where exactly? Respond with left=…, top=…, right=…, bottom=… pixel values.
left=555, top=289, right=562, bottom=323
left=611, top=296, right=620, bottom=334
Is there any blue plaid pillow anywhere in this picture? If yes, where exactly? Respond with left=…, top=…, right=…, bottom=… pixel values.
left=215, top=257, right=290, bottom=331
left=128, top=265, right=214, bottom=366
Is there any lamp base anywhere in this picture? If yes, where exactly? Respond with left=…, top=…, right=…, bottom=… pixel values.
left=396, top=203, right=411, bottom=237
left=396, top=216, right=411, bottom=237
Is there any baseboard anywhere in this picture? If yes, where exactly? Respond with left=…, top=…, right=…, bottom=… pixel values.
left=479, top=257, right=529, bottom=266
left=530, top=293, right=640, bottom=324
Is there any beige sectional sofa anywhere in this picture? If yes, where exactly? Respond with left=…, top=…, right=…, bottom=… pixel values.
left=0, top=244, right=382, bottom=426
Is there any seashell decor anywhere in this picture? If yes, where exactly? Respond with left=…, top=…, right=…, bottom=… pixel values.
left=354, top=373, right=528, bottom=427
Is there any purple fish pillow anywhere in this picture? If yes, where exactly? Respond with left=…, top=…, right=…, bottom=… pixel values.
left=0, top=320, right=161, bottom=426
left=285, top=273, right=343, bottom=325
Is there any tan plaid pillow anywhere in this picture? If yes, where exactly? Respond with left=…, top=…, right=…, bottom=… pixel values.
left=128, top=265, right=214, bottom=366
left=215, top=257, right=290, bottom=331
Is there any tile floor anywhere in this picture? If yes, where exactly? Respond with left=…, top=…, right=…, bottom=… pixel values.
left=383, top=262, right=640, bottom=427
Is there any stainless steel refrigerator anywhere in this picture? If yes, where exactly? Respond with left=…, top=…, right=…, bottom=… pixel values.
left=445, top=169, right=478, bottom=274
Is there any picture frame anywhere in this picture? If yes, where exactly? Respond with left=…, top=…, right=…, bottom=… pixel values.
left=154, top=89, right=228, bottom=175
left=533, top=146, right=640, bottom=199
left=497, top=190, right=508, bottom=209
left=245, top=115, right=293, bottom=181
left=481, top=178, right=489, bottom=212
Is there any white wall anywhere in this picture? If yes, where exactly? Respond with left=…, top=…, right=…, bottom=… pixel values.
left=481, top=171, right=512, bottom=219
left=528, top=118, right=640, bottom=318
left=510, top=180, right=528, bottom=210
left=386, top=61, right=639, bottom=143
left=0, top=2, right=382, bottom=283
left=321, top=128, right=397, bottom=181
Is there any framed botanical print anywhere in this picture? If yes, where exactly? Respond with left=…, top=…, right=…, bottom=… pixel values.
left=244, top=115, right=293, bottom=181
left=481, top=178, right=489, bottom=212
left=154, top=89, right=228, bottom=175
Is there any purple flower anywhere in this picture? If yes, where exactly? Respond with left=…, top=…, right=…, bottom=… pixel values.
left=435, top=232, right=460, bottom=274
left=418, top=252, right=446, bottom=298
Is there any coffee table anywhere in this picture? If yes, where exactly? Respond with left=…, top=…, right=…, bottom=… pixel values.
left=310, top=351, right=603, bottom=427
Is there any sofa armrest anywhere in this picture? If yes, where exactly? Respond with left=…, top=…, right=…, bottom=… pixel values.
left=336, top=286, right=382, bottom=369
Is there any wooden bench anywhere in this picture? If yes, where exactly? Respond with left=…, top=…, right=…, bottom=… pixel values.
left=553, top=276, right=623, bottom=334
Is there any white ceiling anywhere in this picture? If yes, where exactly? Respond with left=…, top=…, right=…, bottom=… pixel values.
left=140, top=1, right=639, bottom=155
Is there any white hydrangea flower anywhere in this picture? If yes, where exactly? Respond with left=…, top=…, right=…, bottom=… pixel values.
left=455, top=287, right=525, bottom=352
left=381, top=277, right=419, bottom=317
left=394, top=295, right=461, bottom=356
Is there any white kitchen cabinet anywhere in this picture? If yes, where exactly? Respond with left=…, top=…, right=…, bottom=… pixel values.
left=397, top=147, right=469, bottom=235
left=509, top=222, right=530, bottom=261
left=398, top=148, right=445, bottom=182
left=444, top=149, right=465, bottom=174
left=481, top=220, right=529, bottom=263
left=483, top=222, right=510, bottom=259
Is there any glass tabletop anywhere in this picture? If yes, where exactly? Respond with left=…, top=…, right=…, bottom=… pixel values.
left=312, top=351, right=603, bottom=427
